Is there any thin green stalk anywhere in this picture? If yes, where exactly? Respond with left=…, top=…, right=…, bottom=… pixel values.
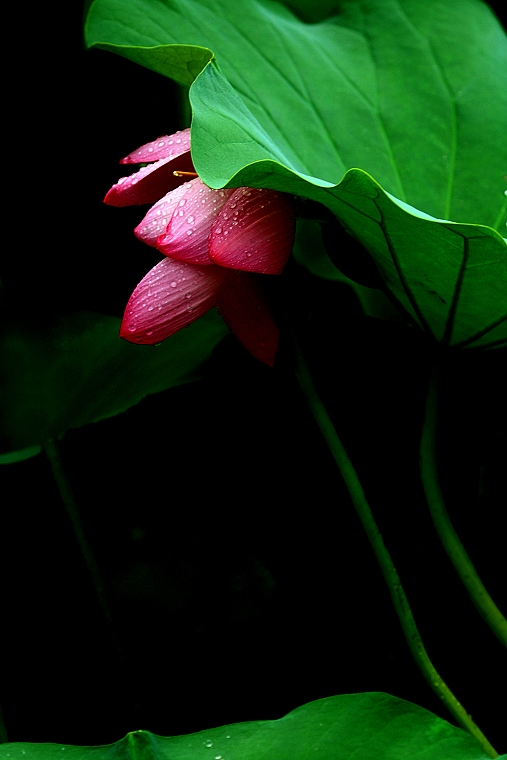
left=294, top=349, right=498, bottom=758
left=420, top=365, right=507, bottom=648
left=42, top=436, right=126, bottom=667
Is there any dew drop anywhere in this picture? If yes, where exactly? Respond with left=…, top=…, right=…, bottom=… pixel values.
left=204, top=740, right=213, bottom=748
left=170, top=281, right=178, bottom=288
left=185, top=292, right=192, bottom=298
left=146, top=331, right=153, bottom=336
left=215, top=227, right=223, bottom=234
left=187, top=215, right=195, bottom=223
left=158, top=141, right=165, bottom=147
left=179, top=199, right=186, bottom=207
left=148, top=147, right=154, bottom=153
left=186, top=229, right=193, bottom=236
left=127, top=325, right=137, bottom=333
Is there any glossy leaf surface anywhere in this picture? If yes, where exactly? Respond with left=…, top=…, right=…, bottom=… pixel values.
left=1, top=693, right=488, bottom=759
left=85, top=0, right=507, bottom=348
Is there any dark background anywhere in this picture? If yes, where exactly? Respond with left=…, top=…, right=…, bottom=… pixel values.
left=1, top=0, right=506, bottom=752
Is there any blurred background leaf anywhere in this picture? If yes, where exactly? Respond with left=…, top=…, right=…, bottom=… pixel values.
left=0, top=310, right=228, bottom=460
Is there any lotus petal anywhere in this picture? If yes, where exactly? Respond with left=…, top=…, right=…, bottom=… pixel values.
left=209, top=188, right=295, bottom=275
left=157, top=179, right=234, bottom=265
left=217, top=272, right=279, bottom=366
left=120, top=258, right=228, bottom=344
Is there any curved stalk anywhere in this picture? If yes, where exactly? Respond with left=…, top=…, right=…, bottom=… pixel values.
left=420, top=365, right=507, bottom=648
left=42, top=436, right=130, bottom=676
left=294, top=349, right=498, bottom=758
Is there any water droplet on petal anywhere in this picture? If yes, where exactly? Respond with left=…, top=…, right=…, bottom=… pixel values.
left=170, top=281, right=177, bottom=288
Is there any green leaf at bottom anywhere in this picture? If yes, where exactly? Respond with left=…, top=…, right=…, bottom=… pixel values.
left=3, top=693, right=489, bottom=759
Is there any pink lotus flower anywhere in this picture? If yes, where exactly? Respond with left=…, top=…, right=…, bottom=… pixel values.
left=104, top=128, right=296, bottom=365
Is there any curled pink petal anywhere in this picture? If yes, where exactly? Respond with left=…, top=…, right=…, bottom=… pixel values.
left=157, top=179, right=234, bottom=265
left=120, top=258, right=229, bottom=345
left=120, top=129, right=191, bottom=164
left=134, top=184, right=191, bottom=248
left=217, top=272, right=279, bottom=366
left=209, top=188, right=296, bottom=275
left=104, top=152, right=195, bottom=207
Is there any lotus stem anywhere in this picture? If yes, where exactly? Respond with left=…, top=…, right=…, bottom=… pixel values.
left=293, top=347, right=498, bottom=758
left=420, top=365, right=507, bottom=648
left=42, top=436, right=129, bottom=676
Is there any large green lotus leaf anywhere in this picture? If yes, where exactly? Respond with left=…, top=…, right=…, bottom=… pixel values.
left=1, top=693, right=488, bottom=759
left=0, top=310, right=228, bottom=462
left=85, top=0, right=507, bottom=348
left=85, top=0, right=506, bottom=229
